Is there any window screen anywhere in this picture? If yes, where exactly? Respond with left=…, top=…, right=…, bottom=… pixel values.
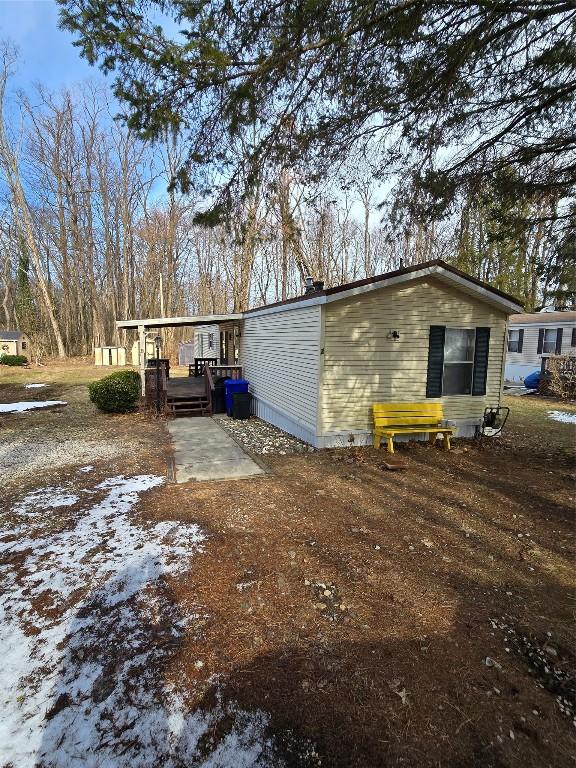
left=508, top=329, right=520, bottom=352
left=443, top=329, right=475, bottom=395
left=542, top=328, right=557, bottom=354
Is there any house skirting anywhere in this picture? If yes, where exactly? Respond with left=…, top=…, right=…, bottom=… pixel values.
left=316, top=419, right=482, bottom=448
left=250, top=396, right=318, bottom=446
left=251, top=397, right=483, bottom=448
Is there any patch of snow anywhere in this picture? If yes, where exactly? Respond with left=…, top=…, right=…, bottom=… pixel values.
left=12, top=487, right=79, bottom=515
left=24, top=383, right=47, bottom=389
left=547, top=410, right=576, bottom=424
left=0, top=400, right=66, bottom=413
left=0, top=475, right=271, bottom=767
left=79, top=465, right=94, bottom=473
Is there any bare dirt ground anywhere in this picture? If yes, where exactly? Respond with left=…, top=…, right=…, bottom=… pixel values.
left=1, top=363, right=574, bottom=768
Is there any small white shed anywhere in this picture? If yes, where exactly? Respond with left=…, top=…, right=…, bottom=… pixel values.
left=95, top=346, right=127, bottom=366
left=0, top=330, right=29, bottom=357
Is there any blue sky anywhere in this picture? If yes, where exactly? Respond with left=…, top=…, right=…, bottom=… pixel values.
left=0, top=0, right=106, bottom=93
left=0, top=0, right=174, bottom=200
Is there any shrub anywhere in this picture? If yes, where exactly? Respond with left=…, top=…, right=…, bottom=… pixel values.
left=539, top=356, right=576, bottom=400
left=0, top=354, right=28, bottom=366
left=88, top=369, right=141, bottom=413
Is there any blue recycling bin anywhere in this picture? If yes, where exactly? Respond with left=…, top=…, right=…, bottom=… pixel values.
left=224, top=379, right=249, bottom=416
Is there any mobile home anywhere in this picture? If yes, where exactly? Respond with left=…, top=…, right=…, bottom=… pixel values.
left=240, top=260, right=523, bottom=446
left=505, top=311, right=576, bottom=383
left=117, top=260, right=524, bottom=446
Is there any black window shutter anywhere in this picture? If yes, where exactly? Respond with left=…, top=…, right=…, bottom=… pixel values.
left=555, top=327, right=563, bottom=354
left=426, top=326, right=445, bottom=398
left=517, top=328, right=524, bottom=353
left=537, top=328, right=544, bottom=354
left=572, top=327, right=576, bottom=347
left=472, top=327, right=490, bottom=396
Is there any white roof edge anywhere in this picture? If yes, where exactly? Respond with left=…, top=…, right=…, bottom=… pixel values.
left=116, top=313, right=243, bottom=329
left=322, top=265, right=523, bottom=314
left=510, top=319, right=576, bottom=327
left=430, top=267, right=524, bottom=314
left=243, top=294, right=325, bottom=319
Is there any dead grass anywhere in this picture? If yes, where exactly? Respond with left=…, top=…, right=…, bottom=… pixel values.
left=142, top=427, right=575, bottom=766
left=500, top=393, right=576, bottom=456
left=1, top=362, right=574, bottom=766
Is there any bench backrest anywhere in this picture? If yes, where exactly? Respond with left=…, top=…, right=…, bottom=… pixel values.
left=373, top=402, right=444, bottom=428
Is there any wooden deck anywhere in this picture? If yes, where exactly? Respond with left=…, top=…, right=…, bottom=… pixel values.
left=148, top=364, right=243, bottom=418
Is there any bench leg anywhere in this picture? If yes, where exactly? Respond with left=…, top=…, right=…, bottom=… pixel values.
left=429, top=431, right=437, bottom=445
left=443, top=433, right=451, bottom=451
left=373, top=432, right=381, bottom=449
left=386, top=436, right=394, bottom=454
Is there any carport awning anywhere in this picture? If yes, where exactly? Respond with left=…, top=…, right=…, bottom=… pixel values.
left=116, top=314, right=242, bottom=330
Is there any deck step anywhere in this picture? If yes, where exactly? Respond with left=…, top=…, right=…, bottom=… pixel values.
left=165, top=380, right=210, bottom=416
left=168, top=400, right=208, bottom=408
left=168, top=395, right=208, bottom=402
left=171, top=409, right=209, bottom=416
left=168, top=396, right=210, bottom=417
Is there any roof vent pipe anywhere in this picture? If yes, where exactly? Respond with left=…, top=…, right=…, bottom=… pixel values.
left=304, top=276, right=315, bottom=294
left=313, top=280, right=325, bottom=292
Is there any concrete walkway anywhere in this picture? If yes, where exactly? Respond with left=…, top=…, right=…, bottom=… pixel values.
left=167, top=417, right=265, bottom=482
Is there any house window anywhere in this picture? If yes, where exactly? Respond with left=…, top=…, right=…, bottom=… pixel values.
left=21, top=341, right=27, bottom=350
left=442, top=328, right=476, bottom=395
left=542, top=328, right=557, bottom=354
left=507, top=329, right=520, bottom=352
left=207, top=333, right=214, bottom=350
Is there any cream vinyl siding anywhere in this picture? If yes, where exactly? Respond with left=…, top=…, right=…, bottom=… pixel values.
left=240, top=304, right=322, bottom=434
left=319, top=277, right=507, bottom=435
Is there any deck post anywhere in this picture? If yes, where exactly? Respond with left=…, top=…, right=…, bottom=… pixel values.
left=138, top=324, right=146, bottom=395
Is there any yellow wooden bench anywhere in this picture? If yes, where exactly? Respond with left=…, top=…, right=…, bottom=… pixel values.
left=373, top=402, right=455, bottom=453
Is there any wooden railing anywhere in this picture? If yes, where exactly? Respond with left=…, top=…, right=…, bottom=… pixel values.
left=210, top=364, right=242, bottom=380
left=147, top=358, right=170, bottom=379
left=204, top=363, right=214, bottom=412
left=144, top=366, right=167, bottom=413
left=202, top=363, right=243, bottom=414
left=190, top=357, right=219, bottom=377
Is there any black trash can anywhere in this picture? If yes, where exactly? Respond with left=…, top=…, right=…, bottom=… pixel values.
left=213, top=377, right=227, bottom=414
left=231, top=391, right=251, bottom=420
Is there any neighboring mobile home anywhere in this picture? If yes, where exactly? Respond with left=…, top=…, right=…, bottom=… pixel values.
left=0, top=330, right=29, bottom=357
left=240, top=260, right=523, bottom=446
left=177, top=324, right=220, bottom=366
left=505, top=311, right=576, bottom=383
